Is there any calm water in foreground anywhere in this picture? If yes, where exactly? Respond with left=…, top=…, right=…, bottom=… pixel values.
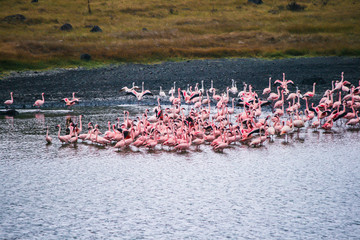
left=1, top=105, right=360, bottom=239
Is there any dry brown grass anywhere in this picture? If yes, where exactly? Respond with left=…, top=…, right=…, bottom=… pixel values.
left=0, top=0, right=360, bottom=71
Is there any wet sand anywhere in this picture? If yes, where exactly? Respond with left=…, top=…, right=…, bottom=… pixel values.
left=1, top=57, right=360, bottom=108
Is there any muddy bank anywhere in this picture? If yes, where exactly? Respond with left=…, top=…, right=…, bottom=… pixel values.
left=1, top=57, right=359, bottom=108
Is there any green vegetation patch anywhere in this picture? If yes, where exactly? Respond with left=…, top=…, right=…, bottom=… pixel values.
left=0, top=0, right=360, bottom=72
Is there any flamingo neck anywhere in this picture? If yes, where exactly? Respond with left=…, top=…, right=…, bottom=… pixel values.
left=269, top=77, right=271, bottom=89
left=79, top=116, right=82, bottom=131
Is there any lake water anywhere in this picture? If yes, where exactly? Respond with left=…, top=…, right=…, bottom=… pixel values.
left=1, top=105, right=359, bottom=239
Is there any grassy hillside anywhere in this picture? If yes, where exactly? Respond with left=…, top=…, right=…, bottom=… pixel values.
left=1, top=0, right=360, bottom=72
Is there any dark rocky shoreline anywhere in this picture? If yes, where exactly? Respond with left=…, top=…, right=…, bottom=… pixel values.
left=1, top=57, right=359, bottom=108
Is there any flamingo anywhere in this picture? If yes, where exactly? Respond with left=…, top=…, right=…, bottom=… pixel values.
left=192, top=135, right=205, bottom=149
left=57, top=124, right=71, bottom=144
left=114, top=139, right=126, bottom=150
left=209, top=80, right=215, bottom=94
left=127, top=82, right=153, bottom=101
left=322, top=119, right=334, bottom=131
left=69, top=131, right=78, bottom=144
left=267, top=87, right=281, bottom=101
left=120, top=82, right=140, bottom=93
left=343, top=105, right=356, bottom=120
left=230, top=79, right=238, bottom=95
left=274, top=90, right=285, bottom=109
left=168, top=81, right=176, bottom=95
left=145, top=131, right=158, bottom=149
left=266, top=125, right=276, bottom=141
left=4, top=92, right=14, bottom=108
left=71, top=92, right=80, bottom=102
left=303, top=83, right=316, bottom=99
left=62, top=98, right=78, bottom=107
left=95, top=129, right=110, bottom=146
left=159, top=86, right=166, bottom=97
left=45, top=126, right=52, bottom=144
left=213, top=131, right=229, bottom=151
left=346, top=111, right=359, bottom=126
left=280, top=120, right=294, bottom=142
left=212, top=89, right=222, bottom=102
left=174, top=135, right=191, bottom=151
left=199, top=80, right=205, bottom=94
left=33, top=93, right=45, bottom=108
left=262, top=77, right=271, bottom=95
left=202, top=90, right=210, bottom=105
left=311, top=112, right=321, bottom=131
left=293, top=111, right=305, bottom=131
left=79, top=122, right=92, bottom=141
left=249, top=129, right=267, bottom=147
left=274, top=73, right=293, bottom=94
left=172, top=88, right=181, bottom=105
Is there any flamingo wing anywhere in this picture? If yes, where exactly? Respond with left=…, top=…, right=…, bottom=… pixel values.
left=260, top=100, right=271, bottom=107
left=189, top=92, right=201, bottom=101
left=127, top=89, right=139, bottom=98
left=333, top=111, right=347, bottom=122
left=142, top=90, right=153, bottom=97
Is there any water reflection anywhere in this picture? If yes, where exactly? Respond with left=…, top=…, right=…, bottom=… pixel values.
left=4, top=115, right=14, bottom=128
left=1, top=105, right=360, bottom=240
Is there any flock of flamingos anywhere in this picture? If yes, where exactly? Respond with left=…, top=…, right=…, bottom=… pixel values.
left=3, top=72, right=360, bottom=151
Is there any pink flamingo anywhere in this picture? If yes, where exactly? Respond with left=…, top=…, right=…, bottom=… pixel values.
left=280, top=119, right=294, bottom=142
left=262, top=77, right=271, bottom=95
left=62, top=98, right=78, bottom=107
left=213, top=131, right=229, bottom=151
left=145, top=131, right=158, bottom=149
left=249, top=129, right=267, bottom=147
left=322, top=119, right=333, bottom=131
left=71, top=92, right=80, bottom=102
left=212, top=89, right=222, bottom=102
left=57, top=124, right=71, bottom=144
left=274, top=90, right=285, bottom=109
left=174, top=134, right=191, bottom=151
left=33, top=93, right=45, bottom=108
left=79, top=122, right=92, bottom=141
left=311, top=111, right=321, bottom=131
left=95, top=129, right=110, bottom=146
left=172, top=88, right=181, bottom=105
left=344, top=105, right=356, bottom=119
left=4, top=92, right=14, bottom=107
left=346, top=111, right=359, bottom=126
left=45, top=126, right=52, bottom=144
left=209, top=80, right=215, bottom=94
left=274, top=73, right=293, bottom=94
left=267, top=86, right=281, bottom=101
left=303, top=83, right=316, bottom=99
left=69, top=131, right=78, bottom=144
left=127, top=82, right=153, bottom=101
left=202, top=90, right=210, bottom=105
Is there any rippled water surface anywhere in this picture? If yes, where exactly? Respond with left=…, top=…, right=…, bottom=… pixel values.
left=1, top=105, right=360, bottom=239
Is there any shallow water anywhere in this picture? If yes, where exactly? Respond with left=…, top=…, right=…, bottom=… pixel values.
left=1, top=105, right=360, bottom=239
